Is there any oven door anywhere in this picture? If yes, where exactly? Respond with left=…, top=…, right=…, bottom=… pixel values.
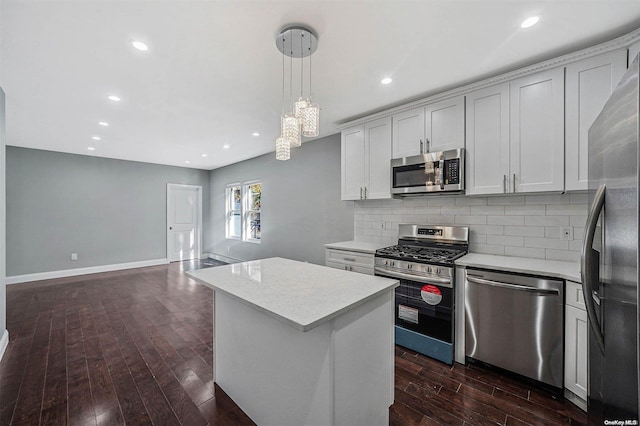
left=375, top=270, right=454, bottom=344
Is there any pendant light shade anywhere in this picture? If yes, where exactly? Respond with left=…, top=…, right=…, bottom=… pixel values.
left=275, top=136, right=290, bottom=161
left=274, top=25, right=319, bottom=160
left=302, top=102, right=319, bottom=137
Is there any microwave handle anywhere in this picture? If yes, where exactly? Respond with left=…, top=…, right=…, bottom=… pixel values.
left=419, top=139, right=424, bottom=154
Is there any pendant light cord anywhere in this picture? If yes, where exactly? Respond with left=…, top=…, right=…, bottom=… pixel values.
left=281, top=36, right=285, bottom=116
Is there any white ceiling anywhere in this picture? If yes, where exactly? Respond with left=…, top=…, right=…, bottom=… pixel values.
left=2, top=1, right=640, bottom=170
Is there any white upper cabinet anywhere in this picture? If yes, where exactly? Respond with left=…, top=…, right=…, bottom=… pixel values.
left=392, top=107, right=425, bottom=158
left=465, top=84, right=510, bottom=195
left=341, top=118, right=392, bottom=201
left=565, top=49, right=627, bottom=191
left=466, top=67, right=564, bottom=195
left=510, top=67, right=565, bottom=193
left=425, top=96, right=465, bottom=153
left=341, top=125, right=366, bottom=200
left=392, top=96, right=465, bottom=158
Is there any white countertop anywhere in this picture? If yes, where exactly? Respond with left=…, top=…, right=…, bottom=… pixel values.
left=455, top=253, right=581, bottom=282
left=324, top=240, right=388, bottom=254
left=187, top=257, right=399, bottom=332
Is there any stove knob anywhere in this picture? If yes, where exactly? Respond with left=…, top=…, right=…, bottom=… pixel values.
left=427, top=266, right=432, bottom=273
left=408, top=263, right=413, bottom=269
left=436, top=267, right=440, bottom=274
left=391, top=261, right=395, bottom=267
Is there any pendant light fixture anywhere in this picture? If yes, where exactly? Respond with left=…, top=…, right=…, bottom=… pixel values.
left=275, top=25, right=319, bottom=160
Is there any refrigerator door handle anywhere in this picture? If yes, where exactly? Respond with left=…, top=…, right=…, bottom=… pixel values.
left=581, top=184, right=606, bottom=354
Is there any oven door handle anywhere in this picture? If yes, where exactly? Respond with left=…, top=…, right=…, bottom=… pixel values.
left=374, top=267, right=452, bottom=287
left=466, top=276, right=559, bottom=295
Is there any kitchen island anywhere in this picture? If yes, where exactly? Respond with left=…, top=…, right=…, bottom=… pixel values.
left=187, top=257, right=399, bottom=426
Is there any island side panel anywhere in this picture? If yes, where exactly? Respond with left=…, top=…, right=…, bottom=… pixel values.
left=214, top=291, right=334, bottom=426
left=332, top=289, right=395, bottom=426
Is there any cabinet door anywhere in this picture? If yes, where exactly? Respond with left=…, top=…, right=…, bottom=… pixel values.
left=341, top=126, right=366, bottom=200
left=565, top=305, right=588, bottom=401
left=465, top=84, right=510, bottom=195
left=425, top=96, right=465, bottom=152
left=364, top=117, right=392, bottom=199
left=565, top=49, right=626, bottom=191
left=510, top=67, right=565, bottom=193
left=392, top=107, right=425, bottom=158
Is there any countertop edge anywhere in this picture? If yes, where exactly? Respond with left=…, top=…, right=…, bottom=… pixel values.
left=186, top=269, right=399, bottom=332
left=455, top=253, right=581, bottom=282
left=324, top=241, right=387, bottom=254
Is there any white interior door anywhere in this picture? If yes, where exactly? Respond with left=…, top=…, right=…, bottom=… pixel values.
left=167, top=184, right=202, bottom=262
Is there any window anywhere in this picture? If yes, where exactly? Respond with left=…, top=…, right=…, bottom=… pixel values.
left=225, top=180, right=261, bottom=243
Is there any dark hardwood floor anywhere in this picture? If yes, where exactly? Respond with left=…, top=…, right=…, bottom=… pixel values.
left=0, top=262, right=587, bottom=425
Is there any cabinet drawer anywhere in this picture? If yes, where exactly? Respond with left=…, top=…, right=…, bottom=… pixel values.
left=326, top=260, right=374, bottom=275
left=326, top=249, right=374, bottom=267
left=566, top=280, right=586, bottom=310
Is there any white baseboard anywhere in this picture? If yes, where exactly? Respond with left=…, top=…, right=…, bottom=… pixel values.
left=6, top=258, right=169, bottom=285
left=0, top=329, right=8, bottom=362
left=206, top=252, right=243, bottom=264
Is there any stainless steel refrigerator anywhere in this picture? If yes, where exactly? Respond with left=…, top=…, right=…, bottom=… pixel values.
left=583, top=53, right=639, bottom=424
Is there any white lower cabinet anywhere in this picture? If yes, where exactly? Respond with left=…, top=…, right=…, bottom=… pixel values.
left=325, top=248, right=375, bottom=275
left=564, top=280, right=587, bottom=411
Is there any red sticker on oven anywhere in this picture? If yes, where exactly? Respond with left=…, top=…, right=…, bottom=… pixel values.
left=421, top=285, right=442, bottom=305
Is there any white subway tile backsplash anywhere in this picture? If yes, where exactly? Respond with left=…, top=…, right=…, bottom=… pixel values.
left=469, top=243, right=506, bottom=255
left=441, top=205, right=470, bottom=215
left=354, top=194, right=587, bottom=262
left=525, top=237, right=569, bottom=250
left=487, top=195, right=526, bottom=205
left=524, top=215, right=570, bottom=226
left=486, top=235, right=524, bottom=247
left=505, top=204, right=546, bottom=215
left=504, top=226, right=545, bottom=237
left=455, top=215, right=488, bottom=225
left=487, top=215, right=525, bottom=226
left=546, top=204, right=588, bottom=215
left=455, top=197, right=488, bottom=206
left=507, top=247, right=546, bottom=259
left=525, top=194, right=569, bottom=204
left=470, top=205, right=505, bottom=215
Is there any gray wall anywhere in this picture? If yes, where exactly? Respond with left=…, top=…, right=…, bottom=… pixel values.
left=1, top=88, right=6, bottom=333
left=7, top=147, right=210, bottom=276
left=207, top=134, right=354, bottom=265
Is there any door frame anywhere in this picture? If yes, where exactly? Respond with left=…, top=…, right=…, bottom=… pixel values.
left=166, top=183, right=203, bottom=262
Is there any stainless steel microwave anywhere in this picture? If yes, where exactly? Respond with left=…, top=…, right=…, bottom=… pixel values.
left=391, top=148, right=465, bottom=196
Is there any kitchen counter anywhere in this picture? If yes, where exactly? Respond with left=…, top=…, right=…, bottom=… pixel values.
left=455, top=253, right=581, bottom=282
left=324, top=240, right=389, bottom=254
left=187, top=257, right=398, bottom=426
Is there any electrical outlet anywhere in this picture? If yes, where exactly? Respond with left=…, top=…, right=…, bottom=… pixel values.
left=560, top=227, right=573, bottom=241
left=71, top=253, right=78, bottom=261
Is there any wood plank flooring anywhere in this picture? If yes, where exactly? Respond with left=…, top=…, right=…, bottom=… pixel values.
left=0, top=261, right=587, bottom=425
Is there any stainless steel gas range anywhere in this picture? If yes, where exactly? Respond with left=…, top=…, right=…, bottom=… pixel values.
left=374, top=224, right=469, bottom=365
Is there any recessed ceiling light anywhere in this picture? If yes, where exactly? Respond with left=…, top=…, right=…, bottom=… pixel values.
left=98, top=121, right=109, bottom=127
left=108, top=95, right=121, bottom=102
left=185, top=160, right=190, bottom=164
left=223, top=144, right=230, bottom=149
left=252, top=132, right=260, bottom=137
left=381, top=77, right=393, bottom=85
left=521, top=16, right=540, bottom=28
left=92, top=136, right=101, bottom=141
left=201, top=153, right=208, bottom=157
left=131, top=41, right=149, bottom=51
left=88, top=147, right=95, bottom=151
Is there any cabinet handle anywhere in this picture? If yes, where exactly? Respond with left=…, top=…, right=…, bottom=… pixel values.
left=513, top=174, right=516, bottom=193
left=349, top=266, right=353, bottom=271
left=360, top=187, right=363, bottom=200
left=343, top=257, right=356, bottom=262
left=344, top=265, right=348, bottom=270
left=426, top=138, right=430, bottom=153
left=364, top=187, right=368, bottom=199
left=419, top=139, right=424, bottom=154
left=503, top=175, right=507, bottom=193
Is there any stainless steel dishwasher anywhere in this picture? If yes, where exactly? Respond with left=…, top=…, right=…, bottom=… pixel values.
left=464, top=268, right=564, bottom=388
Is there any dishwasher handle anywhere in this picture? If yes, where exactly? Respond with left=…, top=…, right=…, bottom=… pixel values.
left=466, top=275, right=560, bottom=295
